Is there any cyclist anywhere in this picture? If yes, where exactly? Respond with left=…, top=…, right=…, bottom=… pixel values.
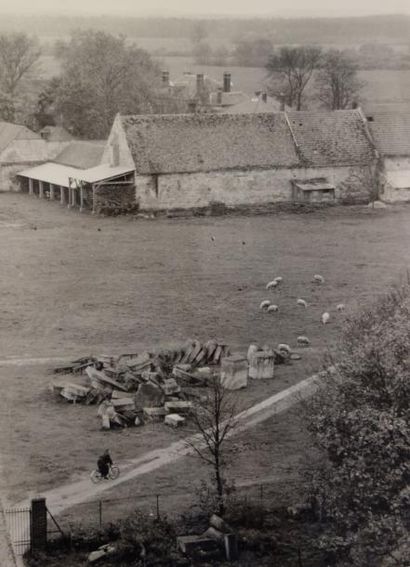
left=97, top=449, right=113, bottom=479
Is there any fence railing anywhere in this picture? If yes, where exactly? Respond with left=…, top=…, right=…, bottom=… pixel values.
left=57, top=477, right=302, bottom=530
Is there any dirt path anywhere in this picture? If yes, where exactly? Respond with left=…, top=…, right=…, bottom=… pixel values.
left=14, top=370, right=325, bottom=516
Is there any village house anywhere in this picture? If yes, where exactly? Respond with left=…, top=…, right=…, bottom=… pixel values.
left=366, top=110, right=410, bottom=202
left=0, top=121, right=75, bottom=191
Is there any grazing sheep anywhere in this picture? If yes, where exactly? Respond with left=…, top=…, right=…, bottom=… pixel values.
left=313, top=274, right=325, bottom=284
left=321, top=312, right=330, bottom=324
left=277, top=343, right=291, bottom=353
left=297, top=298, right=308, bottom=308
left=267, top=304, right=279, bottom=313
left=266, top=280, right=279, bottom=290
left=337, top=303, right=345, bottom=312
left=297, top=336, right=310, bottom=346
left=259, top=300, right=271, bottom=310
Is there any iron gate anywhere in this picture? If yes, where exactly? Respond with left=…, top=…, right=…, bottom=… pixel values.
left=5, top=506, right=31, bottom=556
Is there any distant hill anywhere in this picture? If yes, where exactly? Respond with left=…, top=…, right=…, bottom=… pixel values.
left=0, top=14, right=409, bottom=46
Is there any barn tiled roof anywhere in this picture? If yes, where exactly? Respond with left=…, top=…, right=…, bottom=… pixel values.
left=53, top=140, right=106, bottom=169
left=367, top=112, right=410, bottom=156
left=120, top=113, right=300, bottom=174
left=287, top=110, right=375, bottom=166
left=0, top=122, right=40, bottom=153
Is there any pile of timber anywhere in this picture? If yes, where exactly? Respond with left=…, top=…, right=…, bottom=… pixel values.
left=50, top=339, right=230, bottom=431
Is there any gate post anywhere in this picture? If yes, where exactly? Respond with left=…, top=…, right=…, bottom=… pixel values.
left=30, top=498, right=47, bottom=551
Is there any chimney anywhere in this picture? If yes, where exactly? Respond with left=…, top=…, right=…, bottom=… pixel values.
left=196, top=73, right=204, bottom=95
left=262, top=92, right=267, bottom=103
left=279, top=92, right=285, bottom=111
left=217, top=87, right=223, bottom=105
left=161, top=70, right=170, bottom=86
left=188, top=100, right=198, bottom=113
left=223, top=72, right=231, bottom=93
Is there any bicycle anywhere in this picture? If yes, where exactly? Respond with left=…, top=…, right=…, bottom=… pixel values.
left=90, top=465, right=120, bottom=484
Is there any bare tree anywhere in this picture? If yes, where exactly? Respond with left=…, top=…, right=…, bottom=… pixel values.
left=316, top=49, right=364, bottom=110
left=266, top=46, right=322, bottom=110
left=186, top=375, right=240, bottom=515
left=0, top=32, right=41, bottom=97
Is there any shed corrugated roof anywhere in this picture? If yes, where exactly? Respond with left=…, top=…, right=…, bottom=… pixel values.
left=0, top=121, right=40, bottom=153
left=367, top=112, right=410, bottom=156
left=287, top=110, right=375, bottom=166
left=18, top=162, right=133, bottom=187
left=53, top=140, right=106, bottom=169
left=121, top=113, right=299, bottom=174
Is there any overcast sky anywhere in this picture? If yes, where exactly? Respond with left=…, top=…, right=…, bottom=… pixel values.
left=0, top=0, right=408, bottom=17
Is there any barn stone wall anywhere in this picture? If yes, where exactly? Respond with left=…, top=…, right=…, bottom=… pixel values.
left=135, top=165, right=372, bottom=211
left=380, top=157, right=410, bottom=202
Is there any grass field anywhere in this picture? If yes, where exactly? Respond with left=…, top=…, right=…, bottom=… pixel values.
left=2, top=194, right=410, bottom=522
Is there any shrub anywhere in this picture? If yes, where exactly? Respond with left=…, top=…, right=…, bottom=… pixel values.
left=306, top=284, right=410, bottom=566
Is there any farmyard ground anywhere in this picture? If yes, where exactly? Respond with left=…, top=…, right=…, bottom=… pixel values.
left=1, top=193, right=410, bottom=528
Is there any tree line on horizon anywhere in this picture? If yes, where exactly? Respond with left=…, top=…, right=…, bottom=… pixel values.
left=0, top=28, right=404, bottom=137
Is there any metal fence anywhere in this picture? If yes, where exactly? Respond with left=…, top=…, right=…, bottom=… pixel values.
left=57, top=478, right=302, bottom=531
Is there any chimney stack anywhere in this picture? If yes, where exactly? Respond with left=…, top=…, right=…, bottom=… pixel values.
left=217, top=87, right=223, bottom=105
left=162, top=70, right=170, bottom=86
left=223, top=72, right=231, bottom=93
left=188, top=100, right=198, bottom=113
left=279, top=92, right=285, bottom=111
left=196, top=73, right=205, bottom=95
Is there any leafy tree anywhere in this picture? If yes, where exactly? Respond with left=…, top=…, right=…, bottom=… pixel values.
left=0, top=32, right=40, bottom=97
left=186, top=375, right=240, bottom=515
left=266, top=46, right=322, bottom=110
left=307, top=285, right=410, bottom=566
left=316, top=49, right=364, bottom=110
left=54, top=30, right=161, bottom=139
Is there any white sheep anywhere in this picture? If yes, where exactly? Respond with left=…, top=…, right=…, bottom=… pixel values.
left=321, top=312, right=330, bottom=324
left=313, top=274, right=325, bottom=284
left=297, top=298, right=308, bottom=308
left=259, top=300, right=271, bottom=310
left=267, top=304, right=279, bottom=313
left=266, top=280, right=279, bottom=290
left=277, top=343, right=291, bottom=353
left=337, top=303, right=345, bottom=312
left=297, top=336, right=310, bottom=346
left=274, top=276, right=283, bottom=283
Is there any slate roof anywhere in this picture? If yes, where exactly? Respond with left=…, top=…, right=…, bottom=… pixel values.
left=120, top=113, right=300, bottom=174
left=209, top=91, right=249, bottom=107
left=222, top=95, right=283, bottom=114
left=287, top=110, right=375, bottom=166
left=53, top=140, right=106, bottom=169
left=40, top=125, right=74, bottom=142
left=367, top=112, right=410, bottom=156
left=0, top=122, right=40, bottom=153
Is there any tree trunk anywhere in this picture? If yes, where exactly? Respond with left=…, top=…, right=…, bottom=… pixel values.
left=214, top=455, right=225, bottom=516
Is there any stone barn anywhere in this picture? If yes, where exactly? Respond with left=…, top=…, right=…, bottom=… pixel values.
left=102, top=109, right=377, bottom=212
left=367, top=111, right=410, bottom=202
left=0, top=122, right=49, bottom=191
